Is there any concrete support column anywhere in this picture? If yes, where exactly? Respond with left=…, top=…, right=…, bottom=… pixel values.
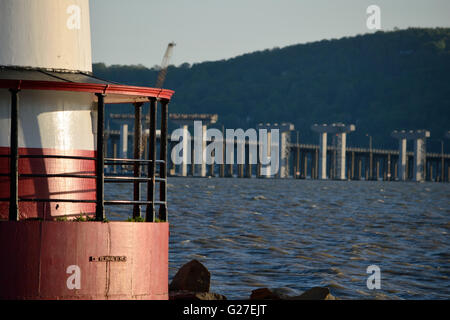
left=387, top=153, right=391, bottom=181
left=335, top=132, right=347, bottom=180
left=302, top=151, right=308, bottom=179
left=193, top=123, right=207, bottom=177
left=398, top=138, right=407, bottom=181
left=312, top=123, right=355, bottom=180
left=179, top=125, right=189, bottom=176
left=220, top=134, right=225, bottom=177
left=280, top=131, right=290, bottom=178
left=413, top=137, right=427, bottom=182
left=365, top=158, right=369, bottom=180
left=351, top=151, right=355, bottom=180
left=329, top=150, right=334, bottom=179
left=170, top=114, right=218, bottom=177
left=120, top=123, right=129, bottom=159
left=358, top=157, right=362, bottom=180
left=319, top=132, right=327, bottom=179
left=113, top=143, right=118, bottom=173
left=227, top=163, right=233, bottom=177
left=238, top=164, right=244, bottom=178
left=406, top=155, right=410, bottom=180
left=258, top=123, right=294, bottom=178
left=209, top=144, right=215, bottom=177
left=239, top=143, right=244, bottom=178
left=190, top=137, right=195, bottom=176
left=392, top=130, right=430, bottom=182
left=246, top=145, right=253, bottom=178
left=394, top=161, right=398, bottom=180
left=201, top=125, right=207, bottom=177
left=314, top=148, right=319, bottom=179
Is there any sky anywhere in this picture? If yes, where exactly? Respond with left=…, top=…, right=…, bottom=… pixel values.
left=90, top=0, right=450, bottom=68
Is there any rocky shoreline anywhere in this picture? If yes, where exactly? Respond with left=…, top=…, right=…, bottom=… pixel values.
left=169, top=260, right=336, bottom=300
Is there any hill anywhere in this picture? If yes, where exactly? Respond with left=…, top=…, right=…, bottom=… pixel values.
left=93, top=28, right=450, bottom=152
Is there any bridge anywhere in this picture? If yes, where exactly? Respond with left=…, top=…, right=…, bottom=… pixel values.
left=105, top=114, right=450, bottom=182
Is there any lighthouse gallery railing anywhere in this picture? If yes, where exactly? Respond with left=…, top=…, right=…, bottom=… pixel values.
left=1, top=91, right=168, bottom=222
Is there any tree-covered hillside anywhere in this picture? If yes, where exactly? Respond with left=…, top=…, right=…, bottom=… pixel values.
left=93, top=28, right=450, bottom=152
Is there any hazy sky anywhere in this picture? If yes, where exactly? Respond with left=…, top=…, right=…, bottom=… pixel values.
left=90, top=0, right=450, bottom=68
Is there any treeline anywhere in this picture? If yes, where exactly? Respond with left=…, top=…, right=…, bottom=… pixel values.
left=93, top=28, right=450, bottom=152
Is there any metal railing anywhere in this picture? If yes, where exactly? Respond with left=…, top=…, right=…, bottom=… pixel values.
left=3, top=90, right=169, bottom=222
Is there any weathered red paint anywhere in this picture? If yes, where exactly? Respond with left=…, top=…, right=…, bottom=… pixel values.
left=0, top=147, right=96, bottom=220
left=0, top=79, right=175, bottom=101
left=0, top=221, right=169, bottom=300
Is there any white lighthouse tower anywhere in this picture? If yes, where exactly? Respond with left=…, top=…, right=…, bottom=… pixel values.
left=0, top=0, right=96, bottom=218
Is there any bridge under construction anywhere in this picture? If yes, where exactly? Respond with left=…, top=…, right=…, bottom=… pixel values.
left=106, top=114, right=450, bottom=183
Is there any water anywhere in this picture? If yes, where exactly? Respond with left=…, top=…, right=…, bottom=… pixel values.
left=105, top=178, right=450, bottom=300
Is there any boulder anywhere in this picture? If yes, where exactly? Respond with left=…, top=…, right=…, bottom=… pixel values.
left=288, top=287, right=335, bottom=300
left=250, top=288, right=281, bottom=300
left=169, top=259, right=211, bottom=292
left=270, top=287, right=301, bottom=299
left=169, top=290, right=227, bottom=300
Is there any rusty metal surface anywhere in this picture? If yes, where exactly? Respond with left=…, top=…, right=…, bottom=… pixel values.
left=0, top=221, right=169, bottom=300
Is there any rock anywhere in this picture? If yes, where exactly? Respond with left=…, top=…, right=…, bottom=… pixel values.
left=288, top=287, right=335, bottom=300
left=169, top=259, right=210, bottom=292
left=250, top=288, right=281, bottom=300
left=270, top=287, right=301, bottom=299
left=169, top=290, right=227, bottom=300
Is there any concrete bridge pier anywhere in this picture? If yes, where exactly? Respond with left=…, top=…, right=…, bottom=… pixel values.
left=311, top=124, right=329, bottom=179
left=393, top=161, right=398, bottom=180
left=350, top=151, right=355, bottom=180
left=375, top=158, right=380, bottom=181
left=392, top=129, right=430, bottom=182
left=120, top=123, right=129, bottom=159
left=333, top=123, right=356, bottom=180
left=313, top=148, right=319, bottom=179
left=412, top=130, right=430, bottom=182
left=357, top=156, right=362, bottom=180
left=170, top=113, right=218, bottom=177
left=258, top=123, right=295, bottom=178
left=386, top=154, right=391, bottom=181
left=392, top=131, right=408, bottom=181
left=302, top=151, right=308, bottom=179
left=311, top=123, right=355, bottom=180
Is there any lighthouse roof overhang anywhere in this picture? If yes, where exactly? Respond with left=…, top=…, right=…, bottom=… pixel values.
left=0, top=67, right=174, bottom=103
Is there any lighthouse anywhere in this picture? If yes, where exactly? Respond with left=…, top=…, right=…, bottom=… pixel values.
left=0, top=0, right=173, bottom=299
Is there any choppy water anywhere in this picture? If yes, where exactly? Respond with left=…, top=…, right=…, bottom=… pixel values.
left=106, top=178, right=450, bottom=300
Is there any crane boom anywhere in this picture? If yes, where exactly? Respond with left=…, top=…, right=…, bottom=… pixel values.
left=155, top=42, right=176, bottom=88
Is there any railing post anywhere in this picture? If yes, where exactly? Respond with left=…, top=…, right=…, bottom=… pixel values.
left=9, top=89, right=20, bottom=221
left=146, top=97, right=157, bottom=222
left=159, top=99, right=169, bottom=221
left=133, top=102, right=143, bottom=219
left=95, top=93, right=105, bottom=221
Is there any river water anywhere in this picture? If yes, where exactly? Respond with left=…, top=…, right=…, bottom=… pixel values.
left=105, top=178, right=450, bottom=300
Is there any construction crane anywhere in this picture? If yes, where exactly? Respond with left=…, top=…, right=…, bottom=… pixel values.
left=155, top=42, right=176, bottom=88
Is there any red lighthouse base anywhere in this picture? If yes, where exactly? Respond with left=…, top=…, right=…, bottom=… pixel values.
left=0, top=221, right=169, bottom=300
